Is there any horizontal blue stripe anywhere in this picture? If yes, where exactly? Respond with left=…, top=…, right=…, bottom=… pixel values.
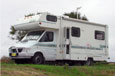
left=41, top=21, right=56, bottom=24
left=35, top=44, right=57, bottom=47
left=35, top=43, right=106, bottom=50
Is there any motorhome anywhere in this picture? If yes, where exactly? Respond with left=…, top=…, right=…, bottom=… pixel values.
left=9, top=12, right=109, bottom=65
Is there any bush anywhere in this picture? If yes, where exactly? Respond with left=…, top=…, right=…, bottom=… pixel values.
left=0, top=56, right=15, bottom=64
left=63, top=63, right=69, bottom=69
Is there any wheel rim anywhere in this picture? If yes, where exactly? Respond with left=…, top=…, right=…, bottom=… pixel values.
left=86, top=59, right=91, bottom=66
left=87, top=60, right=90, bottom=65
left=35, top=56, right=42, bottom=64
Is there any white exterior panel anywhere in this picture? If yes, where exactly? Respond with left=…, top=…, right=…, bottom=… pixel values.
left=9, top=13, right=109, bottom=62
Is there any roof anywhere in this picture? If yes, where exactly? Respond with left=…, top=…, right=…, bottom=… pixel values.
left=62, top=17, right=107, bottom=27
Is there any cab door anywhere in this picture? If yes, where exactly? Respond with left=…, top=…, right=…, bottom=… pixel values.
left=38, top=31, right=56, bottom=61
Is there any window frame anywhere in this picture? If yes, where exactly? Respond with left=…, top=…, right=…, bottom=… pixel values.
left=95, top=30, right=105, bottom=40
left=71, top=27, right=80, bottom=37
left=46, top=15, right=57, bottom=22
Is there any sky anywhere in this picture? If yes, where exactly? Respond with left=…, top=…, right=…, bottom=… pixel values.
left=0, top=0, right=115, bottom=62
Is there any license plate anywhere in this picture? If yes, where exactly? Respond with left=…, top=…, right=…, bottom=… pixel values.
left=11, top=53, right=16, bottom=56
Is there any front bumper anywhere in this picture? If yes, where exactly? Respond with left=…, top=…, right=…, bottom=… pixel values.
left=9, top=52, right=32, bottom=59
left=9, top=47, right=34, bottom=59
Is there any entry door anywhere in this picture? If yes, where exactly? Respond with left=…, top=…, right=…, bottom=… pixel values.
left=65, top=27, right=71, bottom=59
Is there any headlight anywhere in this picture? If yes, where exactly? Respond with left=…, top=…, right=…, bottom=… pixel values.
left=9, top=46, right=17, bottom=52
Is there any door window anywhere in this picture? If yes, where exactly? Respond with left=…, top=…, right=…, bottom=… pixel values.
left=67, top=28, right=70, bottom=39
left=39, top=32, right=54, bottom=42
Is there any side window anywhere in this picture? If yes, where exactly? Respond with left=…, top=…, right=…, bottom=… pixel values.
left=95, top=30, right=105, bottom=40
left=39, top=32, right=54, bottom=42
left=46, top=15, right=57, bottom=22
left=71, top=27, right=80, bottom=37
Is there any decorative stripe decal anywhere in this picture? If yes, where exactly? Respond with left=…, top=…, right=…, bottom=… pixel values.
left=35, top=44, right=57, bottom=47
left=41, top=21, right=56, bottom=24
left=35, top=43, right=107, bottom=50
left=71, top=45, right=107, bottom=50
left=71, top=46, right=102, bottom=50
left=100, top=45, right=107, bottom=48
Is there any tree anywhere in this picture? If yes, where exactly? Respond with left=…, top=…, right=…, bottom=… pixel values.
left=25, top=13, right=35, bottom=17
left=9, top=13, right=38, bottom=41
left=9, top=26, right=27, bottom=41
left=64, top=11, right=88, bottom=21
left=81, top=15, right=88, bottom=21
left=10, top=26, right=16, bottom=35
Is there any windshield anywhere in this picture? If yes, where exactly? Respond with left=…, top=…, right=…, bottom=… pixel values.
left=22, top=30, right=44, bottom=41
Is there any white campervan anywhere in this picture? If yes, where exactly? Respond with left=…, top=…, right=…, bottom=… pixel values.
left=9, top=12, right=109, bottom=65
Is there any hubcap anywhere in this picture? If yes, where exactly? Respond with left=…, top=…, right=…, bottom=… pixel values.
left=35, top=56, right=41, bottom=64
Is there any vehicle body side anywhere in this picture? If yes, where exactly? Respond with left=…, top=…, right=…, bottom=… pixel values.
left=9, top=13, right=109, bottom=63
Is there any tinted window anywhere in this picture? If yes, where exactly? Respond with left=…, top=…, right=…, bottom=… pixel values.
left=46, top=15, right=57, bottom=22
left=40, top=32, right=54, bottom=42
left=22, top=30, right=44, bottom=41
left=71, top=27, right=80, bottom=37
left=95, top=30, right=105, bottom=40
left=66, top=45, right=69, bottom=54
left=67, top=28, right=70, bottom=39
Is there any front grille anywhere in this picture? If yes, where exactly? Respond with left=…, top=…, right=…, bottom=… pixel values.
left=18, top=48, right=23, bottom=52
left=12, top=49, right=17, bottom=52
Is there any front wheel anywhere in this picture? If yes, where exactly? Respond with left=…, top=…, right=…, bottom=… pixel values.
left=32, top=53, right=44, bottom=64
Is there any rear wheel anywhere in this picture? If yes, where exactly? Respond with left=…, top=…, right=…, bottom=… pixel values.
left=32, top=53, right=44, bottom=64
left=85, top=58, right=93, bottom=66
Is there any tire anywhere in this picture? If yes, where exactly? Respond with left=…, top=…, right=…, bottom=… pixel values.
left=32, top=53, right=44, bottom=64
left=85, top=59, right=93, bottom=66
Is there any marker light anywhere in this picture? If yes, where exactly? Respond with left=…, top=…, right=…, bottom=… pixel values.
left=39, top=22, right=42, bottom=24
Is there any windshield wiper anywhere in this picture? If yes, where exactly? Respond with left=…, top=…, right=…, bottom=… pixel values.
left=21, top=39, right=28, bottom=42
left=28, top=39, right=37, bottom=40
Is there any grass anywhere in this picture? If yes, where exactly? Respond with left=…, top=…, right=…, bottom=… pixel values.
left=1, top=62, right=115, bottom=76
left=25, top=64, right=86, bottom=76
